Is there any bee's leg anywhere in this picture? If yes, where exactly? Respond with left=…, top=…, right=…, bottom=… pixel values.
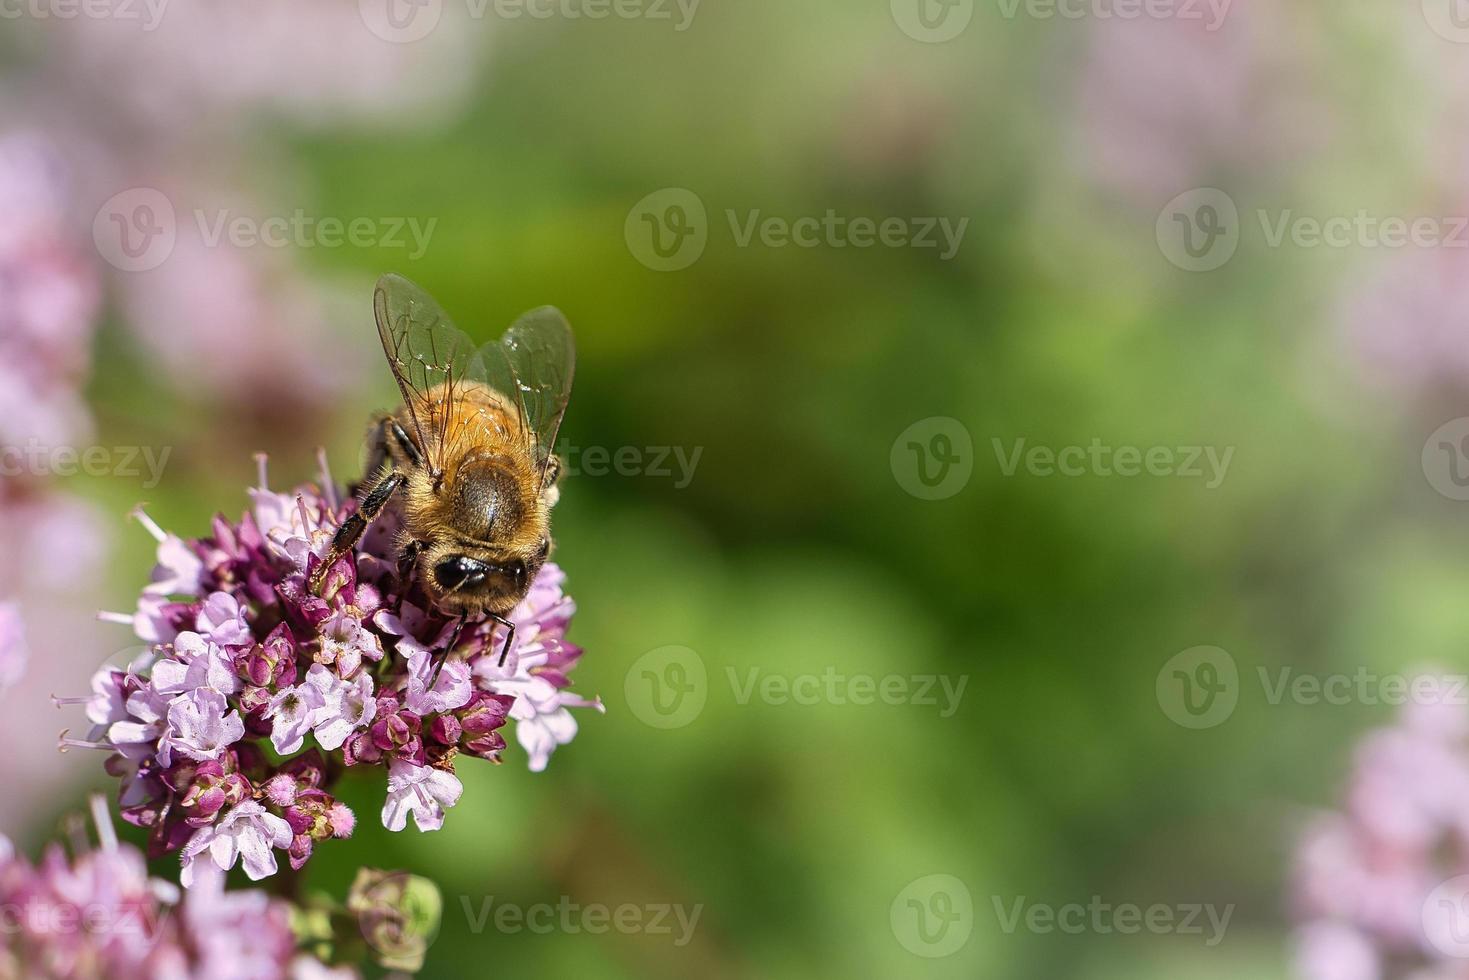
left=426, top=615, right=468, bottom=689
left=308, top=470, right=405, bottom=595
left=361, top=417, right=391, bottom=487
left=363, top=416, right=424, bottom=487
left=397, top=538, right=422, bottom=582
left=387, top=417, right=424, bottom=468
left=490, top=612, right=516, bottom=667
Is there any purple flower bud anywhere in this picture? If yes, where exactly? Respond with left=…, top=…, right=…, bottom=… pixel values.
left=278, top=748, right=328, bottom=790
left=275, top=577, right=333, bottom=632
left=463, top=731, right=507, bottom=762
left=285, top=789, right=351, bottom=850
left=343, top=730, right=383, bottom=767
left=459, top=691, right=513, bottom=736
left=307, top=551, right=355, bottom=606
left=239, top=621, right=297, bottom=688
left=237, top=684, right=273, bottom=718
left=178, top=763, right=250, bottom=826
left=288, top=833, right=313, bottom=870
left=427, top=713, right=462, bottom=746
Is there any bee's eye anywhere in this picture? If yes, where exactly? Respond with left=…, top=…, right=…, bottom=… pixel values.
left=434, top=555, right=488, bottom=591
left=535, top=539, right=550, bottom=561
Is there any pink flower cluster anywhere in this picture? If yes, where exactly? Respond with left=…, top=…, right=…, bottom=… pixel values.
left=0, top=798, right=347, bottom=979
left=0, top=130, right=99, bottom=450
left=65, top=456, right=600, bottom=886
left=1292, top=694, right=1469, bottom=980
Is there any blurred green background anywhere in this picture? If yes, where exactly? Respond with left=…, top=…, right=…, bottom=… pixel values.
left=11, top=0, right=1469, bottom=977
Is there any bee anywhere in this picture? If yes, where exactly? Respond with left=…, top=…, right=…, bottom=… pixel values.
left=309, top=273, right=574, bottom=664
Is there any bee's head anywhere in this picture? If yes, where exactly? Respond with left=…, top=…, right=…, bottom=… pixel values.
left=421, top=453, right=551, bottom=615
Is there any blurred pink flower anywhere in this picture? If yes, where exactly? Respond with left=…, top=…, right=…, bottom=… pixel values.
left=0, top=492, right=108, bottom=595
left=0, top=796, right=342, bottom=978
left=1295, top=920, right=1379, bottom=980
left=1291, top=682, right=1469, bottom=978
left=0, top=130, right=99, bottom=449
left=0, top=491, right=111, bottom=835
left=0, top=601, right=28, bottom=697
left=1076, top=0, right=1326, bottom=204
left=120, top=226, right=368, bottom=417
left=1336, top=246, right=1469, bottom=397
left=50, top=0, right=482, bottom=135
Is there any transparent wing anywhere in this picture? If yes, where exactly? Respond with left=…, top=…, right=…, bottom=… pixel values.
left=375, top=275, right=574, bottom=488
left=480, top=306, right=576, bottom=490
left=373, top=273, right=485, bottom=476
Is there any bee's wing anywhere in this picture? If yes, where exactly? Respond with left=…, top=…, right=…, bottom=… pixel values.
left=373, top=273, right=488, bottom=476
left=479, top=306, right=575, bottom=490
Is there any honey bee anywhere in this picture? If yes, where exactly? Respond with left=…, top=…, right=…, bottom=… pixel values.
left=309, top=274, right=574, bottom=663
